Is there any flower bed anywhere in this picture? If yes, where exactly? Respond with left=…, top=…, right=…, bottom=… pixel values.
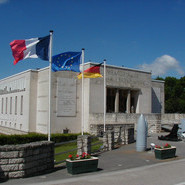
left=66, top=153, right=98, bottom=174
left=154, top=143, right=176, bottom=160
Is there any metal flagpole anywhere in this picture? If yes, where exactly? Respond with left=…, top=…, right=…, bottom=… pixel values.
left=48, top=30, right=53, bottom=141
left=103, top=59, right=106, bottom=132
left=81, top=48, right=85, bottom=135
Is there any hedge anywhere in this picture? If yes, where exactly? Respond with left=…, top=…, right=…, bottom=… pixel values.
left=0, top=133, right=83, bottom=145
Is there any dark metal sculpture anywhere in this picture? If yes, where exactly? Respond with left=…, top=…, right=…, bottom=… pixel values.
left=158, top=124, right=181, bottom=141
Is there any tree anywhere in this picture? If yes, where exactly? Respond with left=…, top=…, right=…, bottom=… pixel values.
left=155, top=76, right=185, bottom=113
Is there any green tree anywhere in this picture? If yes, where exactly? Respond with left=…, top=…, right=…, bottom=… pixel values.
left=155, top=76, right=185, bottom=113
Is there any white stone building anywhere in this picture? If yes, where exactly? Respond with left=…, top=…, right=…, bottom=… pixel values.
left=0, top=62, right=165, bottom=135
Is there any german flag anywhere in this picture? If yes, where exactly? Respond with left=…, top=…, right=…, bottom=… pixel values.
left=77, top=63, right=103, bottom=79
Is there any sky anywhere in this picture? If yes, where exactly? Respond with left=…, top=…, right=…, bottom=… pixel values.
left=1, top=0, right=185, bottom=79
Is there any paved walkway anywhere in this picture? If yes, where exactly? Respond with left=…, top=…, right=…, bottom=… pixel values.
left=2, top=133, right=185, bottom=185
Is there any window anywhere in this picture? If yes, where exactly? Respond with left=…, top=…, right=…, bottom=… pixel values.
left=10, top=97, right=12, bottom=114
left=20, top=95, right=23, bottom=115
left=1, top=98, right=4, bottom=114
left=5, top=97, right=8, bottom=114
left=15, top=96, right=17, bottom=115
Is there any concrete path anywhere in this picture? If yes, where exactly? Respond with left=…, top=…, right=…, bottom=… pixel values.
left=2, top=133, right=185, bottom=185
left=27, top=159, right=185, bottom=185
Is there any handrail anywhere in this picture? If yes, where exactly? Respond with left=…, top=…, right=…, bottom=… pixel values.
left=55, top=148, right=77, bottom=156
left=54, top=136, right=104, bottom=165
left=91, top=141, right=103, bottom=147
left=55, top=159, right=66, bottom=165
left=55, top=139, right=77, bottom=147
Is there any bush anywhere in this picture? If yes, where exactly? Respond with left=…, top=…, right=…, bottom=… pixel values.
left=51, top=133, right=80, bottom=143
left=0, top=133, right=82, bottom=145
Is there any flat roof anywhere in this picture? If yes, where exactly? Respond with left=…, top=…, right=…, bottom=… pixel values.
left=85, top=62, right=152, bottom=74
left=152, top=79, right=165, bottom=83
left=0, top=62, right=152, bottom=82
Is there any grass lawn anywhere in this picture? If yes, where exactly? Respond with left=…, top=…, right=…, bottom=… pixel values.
left=54, top=138, right=103, bottom=164
left=55, top=142, right=77, bottom=164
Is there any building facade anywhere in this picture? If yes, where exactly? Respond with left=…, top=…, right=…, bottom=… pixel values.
left=0, top=63, right=165, bottom=135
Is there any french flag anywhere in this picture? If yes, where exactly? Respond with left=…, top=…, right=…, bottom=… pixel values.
left=10, top=35, right=50, bottom=65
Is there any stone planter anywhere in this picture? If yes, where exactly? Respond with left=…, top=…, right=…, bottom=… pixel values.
left=154, top=146, right=176, bottom=160
left=66, top=157, right=98, bottom=174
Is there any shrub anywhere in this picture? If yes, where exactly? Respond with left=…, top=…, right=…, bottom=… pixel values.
left=0, top=133, right=82, bottom=145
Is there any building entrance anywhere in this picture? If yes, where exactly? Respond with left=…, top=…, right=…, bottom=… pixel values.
left=106, top=88, right=139, bottom=113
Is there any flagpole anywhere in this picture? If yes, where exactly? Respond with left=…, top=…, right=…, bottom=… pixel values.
left=81, top=48, right=85, bottom=135
left=103, top=59, right=106, bottom=132
left=48, top=30, right=53, bottom=141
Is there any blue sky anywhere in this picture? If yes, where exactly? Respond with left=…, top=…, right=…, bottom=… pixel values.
left=1, top=0, right=185, bottom=79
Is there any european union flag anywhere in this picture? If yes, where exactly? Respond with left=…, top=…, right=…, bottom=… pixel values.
left=52, top=52, right=82, bottom=72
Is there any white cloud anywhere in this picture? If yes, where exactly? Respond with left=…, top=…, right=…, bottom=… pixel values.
left=0, top=0, right=9, bottom=4
left=138, top=55, right=185, bottom=76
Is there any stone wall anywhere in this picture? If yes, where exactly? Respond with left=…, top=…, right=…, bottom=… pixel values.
left=89, top=113, right=185, bottom=134
left=0, top=141, right=54, bottom=179
left=77, top=135, right=91, bottom=156
left=103, top=131, right=115, bottom=151
left=90, top=123, right=135, bottom=144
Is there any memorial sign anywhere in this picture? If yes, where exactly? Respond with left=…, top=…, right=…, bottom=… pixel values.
left=57, top=78, right=77, bottom=116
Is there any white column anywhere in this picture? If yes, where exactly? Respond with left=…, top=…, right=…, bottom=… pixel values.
left=126, top=90, right=131, bottom=113
left=115, top=89, right=119, bottom=113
